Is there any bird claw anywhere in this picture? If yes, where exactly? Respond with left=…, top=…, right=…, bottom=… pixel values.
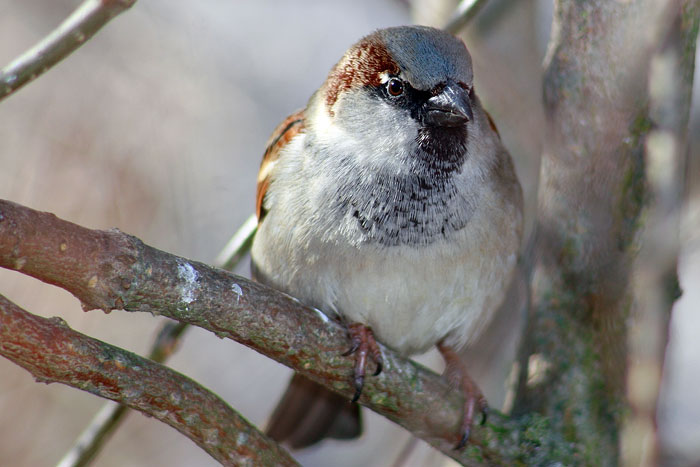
left=351, top=375, right=364, bottom=403
left=437, top=341, right=489, bottom=450
left=373, top=359, right=383, bottom=377
left=342, top=341, right=360, bottom=357
left=343, top=323, right=383, bottom=402
left=455, top=428, right=470, bottom=450
left=452, top=394, right=489, bottom=449
left=480, top=404, right=489, bottom=425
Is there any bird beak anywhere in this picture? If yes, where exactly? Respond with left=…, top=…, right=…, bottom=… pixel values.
left=424, top=81, right=473, bottom=127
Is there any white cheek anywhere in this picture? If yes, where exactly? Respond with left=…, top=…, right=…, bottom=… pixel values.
left=313, top=92, right=418, bottom=169
left=308, top=99, right=340, bottom=143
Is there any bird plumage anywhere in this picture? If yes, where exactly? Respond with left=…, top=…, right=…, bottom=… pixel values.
left=252, top=25, right=523, bottom=448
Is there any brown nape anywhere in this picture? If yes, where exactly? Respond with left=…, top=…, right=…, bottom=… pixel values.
left=324, top=34, right=400, bottom=111
left=266, top=373, right=361, bottom=449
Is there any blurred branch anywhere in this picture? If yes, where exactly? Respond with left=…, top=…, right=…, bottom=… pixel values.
left=0, top=0, right=136, bottom=102
left=58, top=216, right=257, bottom=467
left=57, top=401, right=126, bottom=467
left=625, top=2, right=699, bottom=465
left=0, top=294, right=297, bottom=467
left=444, top=0, right=490, bottom=34
left=213, top=215, right=257, bottom=271
left=0, top=198, right=583, bottom=465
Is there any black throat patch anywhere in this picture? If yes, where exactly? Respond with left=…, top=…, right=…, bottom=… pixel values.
left=415, top=125, right=468, bottom=171
left=336, top=151, right=474, bottom=247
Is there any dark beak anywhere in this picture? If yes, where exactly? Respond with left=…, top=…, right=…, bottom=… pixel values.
left=424, top=81, right=473, bottom=127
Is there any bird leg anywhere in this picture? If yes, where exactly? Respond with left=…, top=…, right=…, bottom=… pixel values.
left=437, top=341, right=488, bottom=449
left=342, top=323, right=383, bottom=402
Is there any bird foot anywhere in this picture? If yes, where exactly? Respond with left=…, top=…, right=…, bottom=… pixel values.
left=437, top=341, right=488, bottom=449
left=342, top=323, right=383, bottom=402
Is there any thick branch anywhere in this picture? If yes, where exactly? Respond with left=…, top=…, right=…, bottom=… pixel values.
left=0, top=199, right=572, bottom=465
left=58, top=216, right=256, bottom=467
left=0, top=294, right=297, bottom=467
left=0, top=0, right=136, bottom=101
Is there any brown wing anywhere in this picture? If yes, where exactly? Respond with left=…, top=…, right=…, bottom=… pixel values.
left=484, top=109, right=501, bottom=139
left=256, top=109, right=306, bottom=220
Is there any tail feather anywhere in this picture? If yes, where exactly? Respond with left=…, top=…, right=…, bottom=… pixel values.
left=266, top=373, right=361, bottom=449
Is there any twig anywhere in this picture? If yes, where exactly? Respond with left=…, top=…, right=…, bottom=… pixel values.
left=56, top=401, right=127, bottom=467
left=213, top=214, right=258, bottom=271
left=58, top=216, right=257, bottom=467
left=623, top=2, right=698, bottom=465
left=0, top=294, right=298, bottom=467
left=0, top=0, right=136, bottom=102
left=444, top=0, right=490, bottom=34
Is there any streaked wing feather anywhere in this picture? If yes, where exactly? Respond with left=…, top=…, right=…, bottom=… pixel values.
left=484, top=109, right=501, bottom=139
left=256, top=109, right=306, bottom=220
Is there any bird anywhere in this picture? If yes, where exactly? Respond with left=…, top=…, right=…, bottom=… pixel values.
left=251, top=25, right=523, bottom=450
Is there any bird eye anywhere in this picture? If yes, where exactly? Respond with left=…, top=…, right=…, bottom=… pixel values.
left=386, top=78, right=404, bottom=96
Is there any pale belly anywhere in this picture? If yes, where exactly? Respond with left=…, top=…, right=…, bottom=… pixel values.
left=252, top=212, right=518, bottom=356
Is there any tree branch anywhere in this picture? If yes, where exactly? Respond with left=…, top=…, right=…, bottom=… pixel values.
left=0, top=0, right=136, bottom=102
left=57, top=322, right=190, bottom=467
left=444, top=0, right=490, bottom=34
left=58, top=215, right=256, bottom=467
left=0, top=293, right=297, bottom=467
left=0, top=198, right=574, bottom=465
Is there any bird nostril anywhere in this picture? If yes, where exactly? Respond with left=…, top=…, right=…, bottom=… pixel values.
left=430, top=83, right=447, bottom=96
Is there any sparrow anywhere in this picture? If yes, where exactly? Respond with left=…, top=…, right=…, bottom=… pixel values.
left=251, top=25, right=523, bottom=449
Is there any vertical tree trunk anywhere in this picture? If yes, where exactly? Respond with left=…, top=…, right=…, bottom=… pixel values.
left=515, top=0, right=699, bottom=464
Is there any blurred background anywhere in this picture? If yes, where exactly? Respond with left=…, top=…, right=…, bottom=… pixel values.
left=0, top=0, right=698, bottom=465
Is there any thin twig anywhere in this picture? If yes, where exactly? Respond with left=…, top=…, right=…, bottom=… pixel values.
left=56, top=402, right=127, bottom=467
left=623, top=3, right=698, bottom=464
left=0, top=294, right=298, bottom=467
left=213, top=214, right=258, bottom=271
left=0, top=0, right=136, bottom=101
left=58, top=216, right=257, bottom=467
left=444, top=0, right=490, bottom=34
